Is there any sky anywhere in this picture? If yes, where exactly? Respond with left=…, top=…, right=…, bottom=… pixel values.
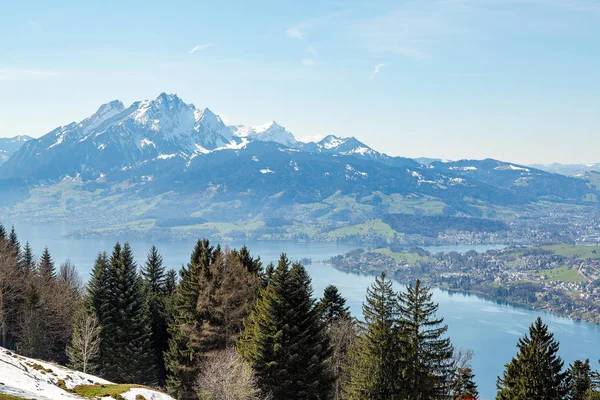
left=0, top=0, right=599, bottom=164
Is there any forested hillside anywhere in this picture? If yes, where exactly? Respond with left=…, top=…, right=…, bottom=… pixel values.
left=1, top=222, right=599, bottom=400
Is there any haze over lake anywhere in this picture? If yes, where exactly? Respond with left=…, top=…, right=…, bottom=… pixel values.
left=10, top=223, right=600, bottom=399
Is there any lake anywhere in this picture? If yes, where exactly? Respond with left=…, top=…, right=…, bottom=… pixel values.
left=7, top=223, right=600, bottom=399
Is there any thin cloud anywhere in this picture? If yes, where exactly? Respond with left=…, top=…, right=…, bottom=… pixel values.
left=188, top=43, right=213, bottom=54
left=305, top=47, right=319, bottom=59
left=0, top=68, right=57, bottom=81
left=286, top=27, right=304, bottom=39
left=369, top=63, right=387, bottom=80
left=286, top=8, right=355, bottom=40
left=300, top=46, right=319, bottom=66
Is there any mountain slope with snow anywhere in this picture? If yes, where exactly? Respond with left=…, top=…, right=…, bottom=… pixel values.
left=0, top=135, right=33, bottom=165
left=0, top=347, right=173, bottom=400
left=232, top=121, right=298, bottom=147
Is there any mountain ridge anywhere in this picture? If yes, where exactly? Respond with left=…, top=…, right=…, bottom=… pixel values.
left=0, top=93, right=598, bottom=244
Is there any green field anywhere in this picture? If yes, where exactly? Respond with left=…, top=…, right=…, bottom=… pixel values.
left=325, top=219, right=397, bottom=241
left=372, top=248, right=430, bottom=265
left=525, top=266, right=585, bottom=282
left=541, top=244, right=600, bottom=259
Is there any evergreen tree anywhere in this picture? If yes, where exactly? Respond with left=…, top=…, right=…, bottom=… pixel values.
left=20, top=242, right=35, bottom=272
left=87, top=252, right=109, bottom=316
left=232, top=245, right=263, bottom=276
left=87, top=252, right=110, bottom=372
left=165, top=239, right=216, bottom=399
left=344, top=273, right=400, bottom=400
left=100, top=242, right=156, bottom=384
left=451, top=367, right=479, bottom=400
left=0, top=223, right=6, bottom=240
left=8, top=226, right=19, bottom=251
left=197, top=250, right=260, bottom=351
left=497, top=317, right=568, bottom=400
left=398, top=280, right=454, bottom=400
left=567, top=359, right=592, bottom=400
left=141, top=246, right=169, bottom=385
left=239, top=254, right=334, bottom=399
left=38, top=247, right=56, bottom=281
left=318, top=285, right=351, bottom=324
left=165, top=269, right=177, bottom=296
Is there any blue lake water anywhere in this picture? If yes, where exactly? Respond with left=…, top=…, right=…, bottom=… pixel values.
left=7, top=223, right=600, bottom=399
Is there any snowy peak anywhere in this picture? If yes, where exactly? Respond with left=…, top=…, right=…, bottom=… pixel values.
left=0, top=135, right=34, bottom=164
left=194, top=108, right=235, bottom=146
left=315, top=135, right=376, bottom=156
left=232, top=121, right=298, bottom=147
left=80, top=100, right=125, bottom=133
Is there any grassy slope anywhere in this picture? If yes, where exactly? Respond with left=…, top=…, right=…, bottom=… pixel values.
left=541, top=244, right=600, bottom=259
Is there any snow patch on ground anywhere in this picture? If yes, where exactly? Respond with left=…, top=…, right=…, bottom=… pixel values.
left=450, top=166, right=477, bottom=171
left=0, top=347, right=174, bottom=400
left=495, top=164, right=530, bottom=172
left=345, top=164, right=368, bottom=180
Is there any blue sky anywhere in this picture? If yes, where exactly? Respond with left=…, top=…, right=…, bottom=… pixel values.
left=1, top=0, right=599, bottom=164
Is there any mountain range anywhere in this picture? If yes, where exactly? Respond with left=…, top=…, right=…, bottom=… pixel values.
left=0, top=93, right=598, bottom=243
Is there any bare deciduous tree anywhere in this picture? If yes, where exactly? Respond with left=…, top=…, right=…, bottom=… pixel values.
left=66, top=308, right=101, bottom=374
left=329, top=317, right=357, bottom=400
left=0, top=239, right=23, bottom=349
left=195, top=347, right=268, bottom=400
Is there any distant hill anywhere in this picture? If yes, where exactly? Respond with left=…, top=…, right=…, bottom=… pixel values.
left=530, top=162, right=600, bottom=176
left=0, top=93, right=598, bottom=243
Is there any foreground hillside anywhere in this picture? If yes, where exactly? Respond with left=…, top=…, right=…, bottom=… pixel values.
left=0, top=347, right=173, bottom=400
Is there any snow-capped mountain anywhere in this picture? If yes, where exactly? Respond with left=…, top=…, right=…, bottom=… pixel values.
left=232, top=121, right=298, bottom=147
left=0, top=93, right=245, bottom=180
left=0, top=93, right=401, bottom=181
left=0, top=135, right=33, bottom=164
left=311, top=135, right=378, bottom=156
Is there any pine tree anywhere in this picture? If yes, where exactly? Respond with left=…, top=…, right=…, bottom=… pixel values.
left=567, top=359, right=592, bottom=400
left=232, top=245, right=263, bottom=276
left=20, top=242, right=35, bottom=272
left=8, top=226, right=19, bottom=251
left=318, top=285, right=351, bottom=324
left=496, top=317, right=568, bottom=400
left=87, top=252, right=109, bottom=316
left=0, top=223, right=6, bottom=240
left=141, top=245, right=169, bottom=385
left=197, top=250, right=260, bottom=351
left=38, top=247, right=56, bottom=281
left=452, top=367, right=479, bottom=400
left=344, top=273, right=400, bottom=400
left=165, top=239, right=216, bottom=399
left=238, top=254, right=333, bottom=399
left=101, top=242, right=156, bottom=384
left=87, top=252, right=110, bottom=371
left=165, top=269, right=177, bottom=296
left=398, top=279, right=454, bottom=400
